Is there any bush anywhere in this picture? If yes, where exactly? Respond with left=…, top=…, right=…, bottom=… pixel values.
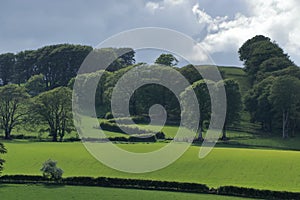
left=155, top=132, right=165, bottom=140
left=108, top=116, right=150, bottom=124
left=217, top=186, right=300, bottom=199
left=104, top=112, right=114, bottom=119
left=99, top=121, right=152, bottom=135
left=41, top=159, right=63, bottom=181
left=128, top=135, right=157, bottom=142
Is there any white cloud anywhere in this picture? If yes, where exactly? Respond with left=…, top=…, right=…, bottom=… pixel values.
left=193, top=0, right=300, bottom=65
left=145, top=2, right=162, bottom=12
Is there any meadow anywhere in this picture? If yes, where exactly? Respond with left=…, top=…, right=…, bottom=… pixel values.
left=0, top=184, right=254, bottom=200
left=2, top=141, right=300, bottom=192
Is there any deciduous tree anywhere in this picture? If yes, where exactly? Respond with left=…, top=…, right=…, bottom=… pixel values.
left=32, top=87, right=73, bottom=142
left=0, top=84, right=30, bottom=139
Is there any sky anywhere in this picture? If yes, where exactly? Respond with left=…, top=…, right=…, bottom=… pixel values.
left=1, top=0, right=300, bottom=67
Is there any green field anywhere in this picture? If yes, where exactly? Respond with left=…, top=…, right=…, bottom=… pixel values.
left=0, top=184, right=253, bottom=200
left=2, top=141, right=300, bottom=192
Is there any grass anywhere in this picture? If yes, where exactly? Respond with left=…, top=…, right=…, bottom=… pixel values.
left=0, top=184, right=253, bottom=200
left=219, top=66, right=251, bottom=96
left=1, top=142, right=300, bottom=192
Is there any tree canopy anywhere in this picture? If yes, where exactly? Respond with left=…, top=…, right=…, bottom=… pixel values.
left=155, top=54, right=178, bottom=66
left=32, top=87, right=73, bottom=142
left=239, top=35, right=293, bottom=84
left=0, top=84, right=30, bottom=139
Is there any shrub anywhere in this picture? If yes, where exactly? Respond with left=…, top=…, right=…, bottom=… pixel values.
left=108, top=116, right=150, bottom=124
left=155, top=132, right=165, bottom=140
left=104, top=112, right=114, bottom=119
left=99, top=121, right=152, bottom=135
left=41, top=159, right=63, bottom=181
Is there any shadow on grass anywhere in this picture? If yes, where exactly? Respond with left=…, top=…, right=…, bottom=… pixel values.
left=42, top=183, right=66, bottom=189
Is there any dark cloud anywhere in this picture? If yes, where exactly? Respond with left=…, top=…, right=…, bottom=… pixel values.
left=1, top=0, right=296, bottom=66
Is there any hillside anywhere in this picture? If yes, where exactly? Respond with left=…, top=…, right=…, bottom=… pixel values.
left=218, top=66, right=251, bottom=96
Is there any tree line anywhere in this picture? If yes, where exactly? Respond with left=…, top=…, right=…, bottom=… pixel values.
left=241, top=35, right=300, bottom=138
left=0, top=35, right=299, bottom=142
left=0, top=45, right=135, bottom=141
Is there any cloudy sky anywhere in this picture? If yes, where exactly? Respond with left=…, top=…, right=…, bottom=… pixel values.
left=1, top=0, right=300, bottom=66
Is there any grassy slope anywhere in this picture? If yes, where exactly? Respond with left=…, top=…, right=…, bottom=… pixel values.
left=2, top=142, right=300, bottom=192
left=218, top=66, right=251, bottom=96
left=0, top=184, right=252, bottom=200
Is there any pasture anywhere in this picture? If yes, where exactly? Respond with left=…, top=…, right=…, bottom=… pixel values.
left=0, top=184, right=253, bottom=200
left=2, top=141, right=300, bottom=192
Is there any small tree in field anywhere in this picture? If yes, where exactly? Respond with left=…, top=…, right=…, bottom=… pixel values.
left=41, top=159, right=63, bottom=180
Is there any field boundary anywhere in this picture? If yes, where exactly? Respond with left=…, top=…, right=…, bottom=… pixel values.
left=1, top=175, right=300, bottom=199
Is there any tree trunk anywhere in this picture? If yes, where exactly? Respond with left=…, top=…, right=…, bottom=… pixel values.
left=221, top=125, right=228, bottom=141
left=4, top=128, right=11, bottom=140
left=291, top=119, right=296, bottom=137
left=51, top=130, right=57, bottom=142
left=197, top=122, right=204, bottom=141
left=282, top=111, right=289, bottom=139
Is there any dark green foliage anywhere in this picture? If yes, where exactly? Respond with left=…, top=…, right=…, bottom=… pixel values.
left=40, top=159, right=63, bottom=180
left=0, top=84, right=30, bottom=139
left=31, top=87, right=73, bottom=142
left=244, top=76, right=275, bottom=132
left=240, top=35, right=300, bottom=138
left=107, top=116, right=151, bottom=124
left=218, top=186, right=300, bottom=200
left=104, top=112, right=114, bottom=119
left=221, top=79, right=243, bottom=140
left=155, top=131, right=165, bottom=140
left=99, top=121, right=152, bottom=135
left=0, top=175, right=210, bottom=194
left=0, top=53, right=15, bottom=85
left=239, top=35, right=291, bottom=84
left=128, top=135, right=157, bottom=142
left=177, top=64, right=203, bottom=84
left=86, top=48, right=135, bottom=72
left=35, top=44, right=92, bottom=89
left=14, top=50, right=36, bottom=85
left=0, top=143, right=6, bottom=173
left=0, top=44, right=92, bottom=88
left=155, top=54, right=178, bottom=66
left=181, top=79, right=212, bottom=140
left=269, top=76, right=300, bottom=138
left=25, top=74, right=47, bottom=96
left=1, top=175, right=300, bottom=199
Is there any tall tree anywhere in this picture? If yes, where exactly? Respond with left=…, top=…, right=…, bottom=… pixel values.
left=239, top=35, right=290, bottom=84
left=155, top=54, right=178, bottom=66
left=269, top=76, right=300, bottom=138
left=14, top=50, right=36, bottom=85
left=193, top=80, right=212, bottom=141
left=32, top=87, right=73, bottom=142
left=0, top=53, right=15, bottom=85
left=35, top=44, right=92, bottom=89
left=0, top=85, right=30, bottom=139
left=177, top=64, right=203, bottom=84
left=219, top=79, right=242, bottom=140
left=180, top=80, right=214, bottom=141
left=244, top=76, right=275, bottom=132
left=25, top=74, right=47, bottom=96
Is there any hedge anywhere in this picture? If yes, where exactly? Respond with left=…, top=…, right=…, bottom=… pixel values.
left=81, top=132, right=165, bottom=143
left=0, top=175, right=209, bottom=194
left=1, top=175, right=299, bottom=199
left=218, top=186, right=300, bottom=200
left=99, top=121, right=152, bottom=135
left=107, top=116, right=150, bottom=124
